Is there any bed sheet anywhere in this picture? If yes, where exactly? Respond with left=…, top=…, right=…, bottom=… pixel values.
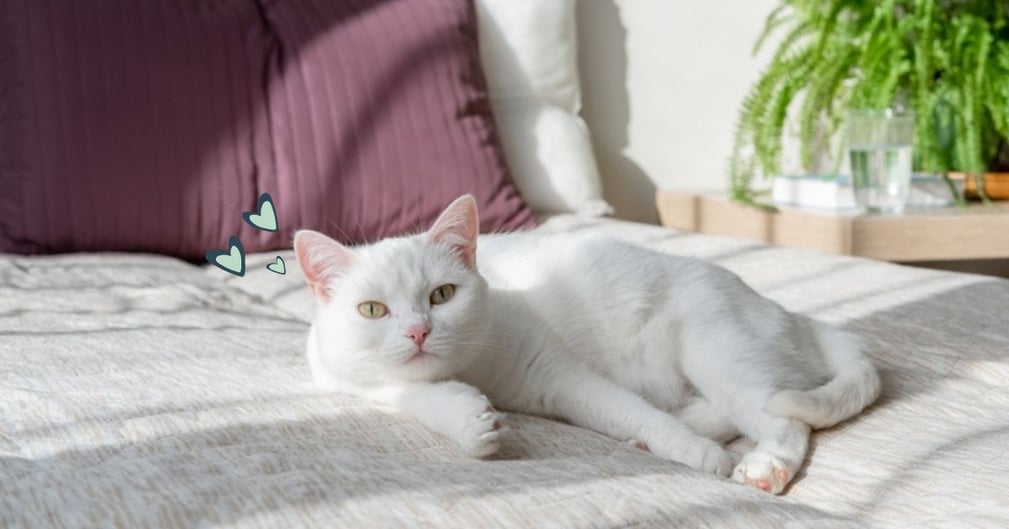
left=3, top=215, right=1007, bottom=528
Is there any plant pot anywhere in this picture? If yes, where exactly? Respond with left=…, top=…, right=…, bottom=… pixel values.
left=947, top=173, right=1009, bottom=200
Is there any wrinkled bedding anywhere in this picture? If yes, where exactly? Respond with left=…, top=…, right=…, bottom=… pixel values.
left=2, top=215, right=1007, bottom=528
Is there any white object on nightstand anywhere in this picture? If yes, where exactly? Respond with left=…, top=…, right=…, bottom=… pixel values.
left=771, top=174, right=959, bottom=210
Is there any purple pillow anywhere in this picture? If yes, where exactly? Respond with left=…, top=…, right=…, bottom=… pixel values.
left=0, top=0, right=534, bottom=261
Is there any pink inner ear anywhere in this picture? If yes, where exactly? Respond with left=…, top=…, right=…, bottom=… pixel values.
left=429, top=196, right=479, bottom=268
left=294, top=230, right=354, bottom=301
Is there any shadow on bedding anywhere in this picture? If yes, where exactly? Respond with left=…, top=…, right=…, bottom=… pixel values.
left=844, top=278, right=1009, bottom=401
left=0, top=413, right=857, bottom=528
left=787, top=278, right=1009, bottom=524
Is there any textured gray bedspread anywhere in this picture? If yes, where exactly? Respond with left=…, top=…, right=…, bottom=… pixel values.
left=2, top=215, right=1007, bottom=528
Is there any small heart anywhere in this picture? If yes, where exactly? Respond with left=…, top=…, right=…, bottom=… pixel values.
left=242, top=193, right=279, bottom=232
left=266, top=256, right=286, bottom=275
left=205, top=236, right=246, bottom=277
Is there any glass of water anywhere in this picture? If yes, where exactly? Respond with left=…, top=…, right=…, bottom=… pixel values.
left=847, top=109, right=915, bottom=214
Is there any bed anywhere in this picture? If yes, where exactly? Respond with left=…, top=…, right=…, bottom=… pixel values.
left=4, top=0, right=1008, bottom=526
left=3, top=214, right=1007, bottom=528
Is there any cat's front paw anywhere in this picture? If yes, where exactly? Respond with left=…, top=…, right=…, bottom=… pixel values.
left=458, top=404, right=504, bottom=458
left=670, top=438, right=733, bottom=476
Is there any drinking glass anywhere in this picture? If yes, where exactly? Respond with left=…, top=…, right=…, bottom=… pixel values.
left=847, top=110, right=915, bottom=213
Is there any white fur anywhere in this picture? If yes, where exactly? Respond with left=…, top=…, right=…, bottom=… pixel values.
left=296, top=197, right=881, bottom=494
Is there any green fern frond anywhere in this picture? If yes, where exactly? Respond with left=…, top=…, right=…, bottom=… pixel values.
left=753, top=4, right=791, bottom=55
left=983, top=43, right=1009, bottom=139
left=730, top=0, right=1009, bottom=202
left=797, top=47, right=857, bottom=169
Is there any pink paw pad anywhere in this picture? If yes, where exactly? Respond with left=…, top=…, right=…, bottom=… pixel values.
left=484, top=406, right=502, bottom=429
left=747, top=479, right=772, bottom=492
left=627, top=439, right=650, bottom=452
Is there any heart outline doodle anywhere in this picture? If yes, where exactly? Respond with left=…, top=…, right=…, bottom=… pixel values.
left=205, top=236, right=246, bottom=277
left=267, top=256, right=286, bottom=275
left=242, top=193, right=279, bottom=232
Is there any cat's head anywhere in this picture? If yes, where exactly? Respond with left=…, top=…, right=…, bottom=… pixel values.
left=294, top=195, right=490, bottom=383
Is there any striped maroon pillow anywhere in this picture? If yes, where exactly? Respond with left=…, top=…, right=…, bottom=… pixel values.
left=0, top=0, right=534, bottom=261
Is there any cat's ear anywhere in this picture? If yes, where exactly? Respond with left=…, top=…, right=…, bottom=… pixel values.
left=293, top=230, right=355, bottom=302
left=428, top=195, right=479, bottom=269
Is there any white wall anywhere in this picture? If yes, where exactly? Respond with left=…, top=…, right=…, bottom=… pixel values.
left=577, top=0, right=780, bottom=222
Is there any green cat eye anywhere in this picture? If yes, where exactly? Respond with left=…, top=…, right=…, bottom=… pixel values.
left=357, top=301, right=388, bottom=319
left=430, top=284, right=456, bottom=305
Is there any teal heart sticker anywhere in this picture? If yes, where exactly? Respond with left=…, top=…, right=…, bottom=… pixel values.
left=267, top=256, right=286, bottom=275
left=205, top=236, right=246, bottom=277
left=243, top=193, right=278, bottom=232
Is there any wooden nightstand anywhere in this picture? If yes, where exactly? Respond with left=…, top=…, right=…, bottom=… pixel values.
left=655, top=190, right=1009, bottom=262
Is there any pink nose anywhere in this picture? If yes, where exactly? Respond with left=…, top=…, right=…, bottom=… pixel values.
left=406, top=324, right=429, bottom=346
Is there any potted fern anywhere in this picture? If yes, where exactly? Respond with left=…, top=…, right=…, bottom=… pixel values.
left=730, top=0, right=1009, bottom=206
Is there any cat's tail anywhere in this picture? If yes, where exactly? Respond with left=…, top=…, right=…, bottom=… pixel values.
left=764, top=323, right=881, bottom=429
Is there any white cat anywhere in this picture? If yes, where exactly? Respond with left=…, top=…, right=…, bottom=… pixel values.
left=294, top=195, right=880, bottom=494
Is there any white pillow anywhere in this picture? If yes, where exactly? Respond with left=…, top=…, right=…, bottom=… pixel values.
left=476, top=0, right=612, bottom=216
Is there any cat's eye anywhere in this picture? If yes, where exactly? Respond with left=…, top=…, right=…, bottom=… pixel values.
left=430, top=284, right=456, bottom=305
left=357, top=301, right=388, bottom=319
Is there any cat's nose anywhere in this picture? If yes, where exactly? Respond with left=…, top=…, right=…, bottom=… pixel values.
left=405, top=324, right=430, bottom=346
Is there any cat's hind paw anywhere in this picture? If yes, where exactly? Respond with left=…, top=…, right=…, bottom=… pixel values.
left=460, top=405, right=504, bottom=458
left=732, top=451, right=794, bottom=494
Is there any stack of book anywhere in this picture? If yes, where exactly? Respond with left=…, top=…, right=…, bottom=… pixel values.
left=771, top=174, right=960, bottom=210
